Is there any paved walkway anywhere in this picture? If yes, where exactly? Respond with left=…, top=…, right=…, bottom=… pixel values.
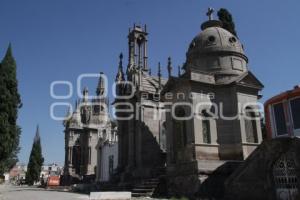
left=0, top=184, right=89, bottom=200
left=0, top=184, right=167, bottom=200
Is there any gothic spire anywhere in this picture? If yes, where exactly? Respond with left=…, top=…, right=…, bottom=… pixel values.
left=158, top=62, right=161, bottom=90
left=116, top=53, right=125, bottom=82
left=96, top=72, right=105, bottom=96
left=167, top=57, right=172, bottom=78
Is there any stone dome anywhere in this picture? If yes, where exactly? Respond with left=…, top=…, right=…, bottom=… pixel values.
left=186, top=20, right=248, bottom=76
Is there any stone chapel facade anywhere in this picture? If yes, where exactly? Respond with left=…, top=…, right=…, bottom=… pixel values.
left=63, top=73, right=118, bottom=182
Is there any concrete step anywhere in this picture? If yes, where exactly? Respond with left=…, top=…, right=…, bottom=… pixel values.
left=132, top=188, right=154, bottom=193
left=130, top=177, right=161, bottom=198
left=132, top=192, right=153, bottom=197
left=134, top=184, right=157, bottom=189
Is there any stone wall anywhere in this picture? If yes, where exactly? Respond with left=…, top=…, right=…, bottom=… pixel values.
left=164, top=138, right=300, bottom=200
left=225, top=138, right=300, bottom=200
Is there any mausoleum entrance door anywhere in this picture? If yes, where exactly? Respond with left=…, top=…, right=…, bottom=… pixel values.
left=273, top=154, right=298, bottom=200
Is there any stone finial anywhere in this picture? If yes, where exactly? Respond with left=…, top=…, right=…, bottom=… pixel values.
left=96, top=72, right=105, bottom=96
left=116, top=53, right=125, bottom=82
left=158, top=62, right=161, bottom=77
left=83, top=87, right=89, bottom=102
left=206, top=7, right=214, bottom=20
left=118, top=53, right=124, bottom=72
left=119, top=52, right=123, bottom=62
left=158, top=62, right=162, bottom=89
left=149, top=68, right=152, bottom=75
left=167, top=57, right=172, bottom=78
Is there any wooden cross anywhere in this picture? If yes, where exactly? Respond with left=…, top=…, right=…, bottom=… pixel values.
left=206, top=7, right=214, bottom=20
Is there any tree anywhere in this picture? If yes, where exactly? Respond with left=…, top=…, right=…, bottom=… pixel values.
left=26, top=126, right=44, bottom=185
left=0, top=44, right=22, bottom=175
left=217, top=8, right=238, bottom=37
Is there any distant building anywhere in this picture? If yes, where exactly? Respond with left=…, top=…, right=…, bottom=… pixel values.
left=4, top=173, right=9, bottom=182
left=265, top=85, right=300, bottom=138
left=41, top=163, right=62, bottom=178
left=63, top=73, right=118, bottom=183
left=8, top=163, right=27, bottom=182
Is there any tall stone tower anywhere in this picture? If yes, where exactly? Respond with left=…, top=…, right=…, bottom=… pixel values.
left=114, top=24, right=167, bottom=180
left=127, top=24, right=149, bottom=82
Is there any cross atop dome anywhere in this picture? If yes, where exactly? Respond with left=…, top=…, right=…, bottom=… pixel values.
left=201, top=7, right=222, bottom=30
left=206, top=7, right=214, bottom=20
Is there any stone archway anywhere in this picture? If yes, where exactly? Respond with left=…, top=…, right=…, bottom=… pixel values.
left=273, top=154, right=298, bottom=200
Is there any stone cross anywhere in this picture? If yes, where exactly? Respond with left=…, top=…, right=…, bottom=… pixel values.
left=206, top=7, right=214, bottom=20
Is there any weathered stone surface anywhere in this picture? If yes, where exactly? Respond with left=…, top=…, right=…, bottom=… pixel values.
left=167, top=161, right=241, bottom=199
left=224, top=138, right=300, bottom=200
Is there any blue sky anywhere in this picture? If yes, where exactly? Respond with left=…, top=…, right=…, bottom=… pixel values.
left=0, top=0, right=299, bottom=165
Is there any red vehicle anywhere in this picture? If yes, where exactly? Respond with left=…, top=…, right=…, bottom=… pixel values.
left=47, top=176, right=60, bottom=187
left=265, top=85, right=300, bottom=139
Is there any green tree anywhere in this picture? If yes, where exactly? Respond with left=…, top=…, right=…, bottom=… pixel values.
left=0, top=44, right=22, bottom=175
left=217, top=8, right=238, bottom=37
left=26, top=126, right=44, bottom=185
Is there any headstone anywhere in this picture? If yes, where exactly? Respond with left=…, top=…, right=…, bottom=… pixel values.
left=90, top=192, right=131, bottom=200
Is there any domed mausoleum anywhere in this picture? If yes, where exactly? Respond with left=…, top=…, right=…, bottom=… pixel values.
left=186, top=20, right=247, bottom=77
left=161, top=9, right=264, bottom=197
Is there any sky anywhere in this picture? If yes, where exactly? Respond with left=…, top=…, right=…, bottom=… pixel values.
left=0, top=0, right=300, bottom=165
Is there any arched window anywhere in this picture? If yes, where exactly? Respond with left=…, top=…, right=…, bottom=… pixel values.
left=245, top=107, right=258, bottom=143
left=202, top=110, right=211, bottom=144
left=72, top=138, right=81, bottom=174
left=93, top=105, right=99, bottom=115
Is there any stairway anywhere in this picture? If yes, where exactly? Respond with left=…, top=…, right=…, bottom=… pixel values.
left=131, top=178, right=160, bottom=197
left=131, top=166, right=166, bottom=198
